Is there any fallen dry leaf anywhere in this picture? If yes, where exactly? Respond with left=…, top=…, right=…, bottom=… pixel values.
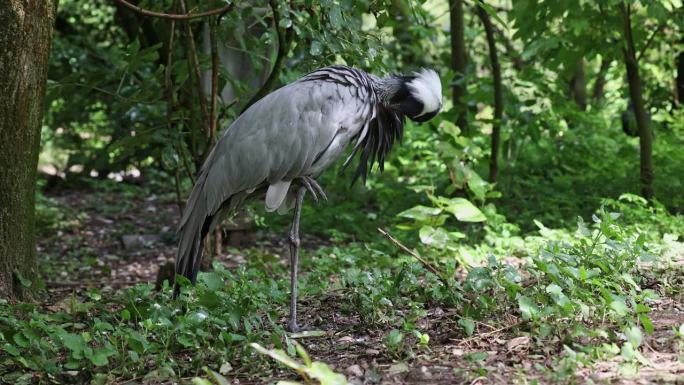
left=506, top=336, right=530, bottom=351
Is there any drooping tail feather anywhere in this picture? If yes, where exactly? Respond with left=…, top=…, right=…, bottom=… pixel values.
left=173, top=176, right=213, bottom=297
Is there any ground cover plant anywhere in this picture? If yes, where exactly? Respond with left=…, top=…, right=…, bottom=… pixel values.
left=2, top=0, right=684, bottom=384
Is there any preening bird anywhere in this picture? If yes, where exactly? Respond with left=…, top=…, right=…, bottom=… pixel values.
left=175, top=65, right=442, bottom=331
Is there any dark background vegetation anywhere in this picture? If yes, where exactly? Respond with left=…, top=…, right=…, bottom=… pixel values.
left=1, top=0, right=683, bottom=384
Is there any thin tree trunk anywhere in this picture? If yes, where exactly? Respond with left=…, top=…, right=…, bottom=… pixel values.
left=450, top=0, right=468, bottom=135
left=570, top=59, right=587, bottom=111
left=0, top=0, right=58, bottom=299
left=620, top=2, right=654, bottom=199
left=675, top=37, right=684, bottom=108
left=477, top=5, right=503, bottom=183
left=592, top=56, right=611, bottom=103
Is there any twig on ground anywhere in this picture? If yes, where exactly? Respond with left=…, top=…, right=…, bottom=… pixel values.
left=454, top=321, right=522, bottom=345
left=378, top=228, right=450, bottom=288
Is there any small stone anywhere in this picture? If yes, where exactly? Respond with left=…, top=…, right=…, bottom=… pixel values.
left=388, top=362, right=409, bottom=375
left=346, top=364, right=363, bottom=377
left=365, top=348, right=380, bottom=355
left=220, top=362, right=232, bottom=374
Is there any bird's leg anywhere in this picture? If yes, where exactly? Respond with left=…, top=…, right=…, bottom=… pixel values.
left=287, top=186, right=307, bottom=333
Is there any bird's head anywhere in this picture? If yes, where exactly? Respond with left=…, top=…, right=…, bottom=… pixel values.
left=387, top=69, right=442, bottom=123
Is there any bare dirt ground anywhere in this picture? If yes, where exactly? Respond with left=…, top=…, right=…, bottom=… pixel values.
left=40, top=188, right=684, bottom=384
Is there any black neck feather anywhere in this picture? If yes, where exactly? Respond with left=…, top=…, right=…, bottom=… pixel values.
left=346, top=105, right=405, bottom=185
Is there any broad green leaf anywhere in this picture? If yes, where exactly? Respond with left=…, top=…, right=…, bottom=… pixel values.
left=610, top=300, right=629, bottom=317
left=518, top=295, right=539, bottom=320
left=398, top=205, right=442, bottom=222
left=199, top=272, right=224, bottom=292
left=61, top=333, right=84, bottom=354
left=205, top=368, right=231, bottom=385
left=442, top=198, right=486, bottom=222
left=624, top=325, right=642, bottom=348
left=640, top=315, right=654, bottom=335
left=419, top=226, right=449, bottom=248
left=458, top=318, right=475, bottom=336
left=307, top=361, right=348, bottom=385
left=250, top=343, right=304, bottom=371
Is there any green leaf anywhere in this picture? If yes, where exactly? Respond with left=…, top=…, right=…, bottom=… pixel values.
left=610, top=300, right=629, bottom=317
left=307, top=361, right=348, bottom=385
left=88, top=347, right=115, bottom=366
left=419, top=226, right=449, bottom=248
left=398, top=205, right=442, bottom=222
left=442, top=198, right=486, bottom=222
left=386, top=330, right=404, bottom=346
left=458, top=318, right=475, bottom=336
left=310, top=40, right=323, bottom=56
left=624, top=325, right=642, bottom=348
left=13, top=333, right=29, bottom=348
left=3, top=343, right=20, bottom=356
left=205, top=368, right=231, bottom=385
left=250, top=343, right=304, bottom=371
left=518, top=295, right=539, bottom=320
left=640, top=315, right=654, bottom=335
left=61, top=333, right=85, bottom=354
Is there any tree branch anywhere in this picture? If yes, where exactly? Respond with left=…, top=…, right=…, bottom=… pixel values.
left=378, top=228, right=450, bottom=288
left=178, top=0, right=210, bottom=162
left=209, top=19, right=220, bottom=148
left=636, top=23, right=663, bottom=62
left=112, top=0, right=233, bottom=20
left=240, top=0, right=294, bottom=114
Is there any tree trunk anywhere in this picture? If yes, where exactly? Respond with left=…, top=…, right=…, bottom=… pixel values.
left=477, top=5, right=503, bottom=183
left=675, top=37, right=684, bottom=108
left=620, top=3, right=653, bottom=199
left=570, top=59, right=587, bottom=111
left=0, top=0, right=58, bottom=300
left=449, top=0, right=469, bottom=135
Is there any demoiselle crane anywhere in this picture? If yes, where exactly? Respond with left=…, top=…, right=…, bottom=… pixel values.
left=175, top=65, right=442, bottom=331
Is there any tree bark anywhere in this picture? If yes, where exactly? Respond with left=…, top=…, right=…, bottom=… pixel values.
left=569, top=59, right=587, bottom=111
left=675, top=37, right=684, bottom=108
left=449, top=0, right=469, bottom=135
left=477, top=5, right=503, bottom=183
left=620, top=3, right=653, bottom=199
left=0, top=0, right=58, bottom=299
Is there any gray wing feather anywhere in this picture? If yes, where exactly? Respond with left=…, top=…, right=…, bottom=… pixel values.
left=174, top=78, right=370, bottom=289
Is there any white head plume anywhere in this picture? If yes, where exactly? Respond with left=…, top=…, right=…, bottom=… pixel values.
left=407, top=69, right=442, bottom=118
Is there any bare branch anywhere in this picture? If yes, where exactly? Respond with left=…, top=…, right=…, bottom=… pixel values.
left=378, top=228, right=450, bottom=288
left=209, top=20, right=220, bottom=147
left=112, top=0, right=233, bottom=20
left=240, top=0, right=294, bottom=114
left=637, top=23, right=663, bottom=62
left=179, top=0, right=210, bottom=161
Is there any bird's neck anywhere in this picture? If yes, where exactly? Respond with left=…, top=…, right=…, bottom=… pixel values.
left=372, top=75, right=406, bottom=107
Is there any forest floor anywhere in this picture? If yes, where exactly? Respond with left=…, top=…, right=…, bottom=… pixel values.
left=31, top=186, right=684, bottom=385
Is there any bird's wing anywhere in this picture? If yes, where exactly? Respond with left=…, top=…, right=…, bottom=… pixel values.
left=182, top=78, right=371, bottom=227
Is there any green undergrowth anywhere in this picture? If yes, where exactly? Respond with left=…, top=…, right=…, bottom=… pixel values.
left=2, top=195, right=683, bottom=384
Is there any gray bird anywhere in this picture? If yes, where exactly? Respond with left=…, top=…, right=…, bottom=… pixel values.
left=175, top=65, right=442, bottom=331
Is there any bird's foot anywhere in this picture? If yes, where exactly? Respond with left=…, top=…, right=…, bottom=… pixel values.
left=287, top=319, right=301, bottom=333
left=299, top=176, right=328, bottom=203
left=287, top=321, right=326, bottom=338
